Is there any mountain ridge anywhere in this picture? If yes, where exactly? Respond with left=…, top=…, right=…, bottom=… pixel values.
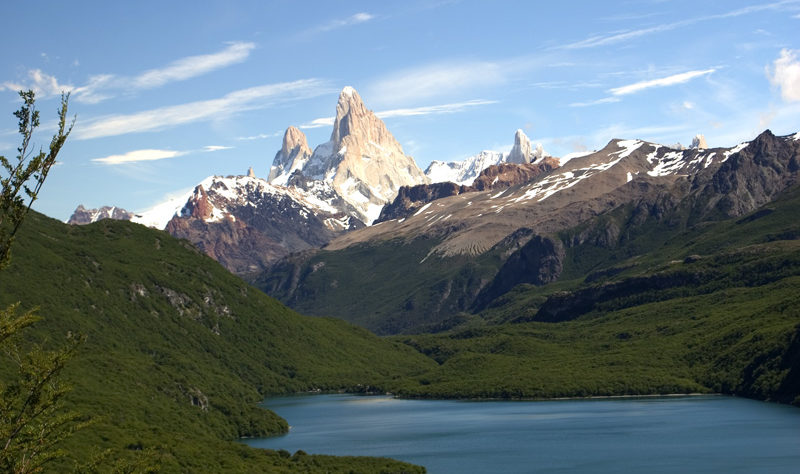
left=256, top=129, right=800, bottom=334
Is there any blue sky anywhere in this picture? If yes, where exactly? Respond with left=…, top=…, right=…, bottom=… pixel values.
left=1, top=0, right=799, bottom=220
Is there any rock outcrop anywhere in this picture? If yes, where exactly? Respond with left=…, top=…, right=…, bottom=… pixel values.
left=426, top=129, right=549, bottom=185
left=67, top=205, right=133, bottom=225
left=376, top=158, right=560, bottom=223
left=268, top=126, right=312, bottom=185
left=164, top=175, right=363, bottom=274
left=268, top=87, right=429, bottom=224
left=690, top=134, right=708, bottom=149
left=507, top=129, right=546, bottom=164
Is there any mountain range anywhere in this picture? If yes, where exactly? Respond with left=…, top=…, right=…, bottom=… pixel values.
left=19, top=85, right=800, bottom=470
left=257, top=129, right=800, bottom=334
left=66, top=87, right=800, bottom=338
left=68, top=87, right=552, bottom=274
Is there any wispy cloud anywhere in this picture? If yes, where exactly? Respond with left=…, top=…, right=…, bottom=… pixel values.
left=377, top=99, right=497, bottom=118
left=300, top=117, right=335, bottom=130
left=609, top=69, right=716, bottom=96
left=2, top=42, right=256, bottom=104
left=569, top=97, right=621, bottom=107
left=1, top=69, right=73, bottom=98
left=560, top=1, right=799, bottom=49
left=92, top=144, right=231, bottom=165
left=70, top=42, right=256, bottom=103
left=300, top=12, right=375, bottom=37
left=768, top=49, right=800, bottom=102
left=92, top=149, right=188, bottom=165
left=132, top=42, right=254, bottom=89
left=299, top=99, right=497, bottom=129
left=202, top=145, right=233, bottom=152
left=236, top=131, right=283, bottom=141
left=569, top=69, right=715, bottom=107
left=75, top=79, right=328, bottom=140
left=368, top=61, right=507, bottom=105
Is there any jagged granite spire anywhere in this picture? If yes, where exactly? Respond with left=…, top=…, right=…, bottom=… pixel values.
left=507, top=129, right=546, bottom=164
left=690, top=134, right=708, bottom=149
left=268, top=126, right=312, bottom=185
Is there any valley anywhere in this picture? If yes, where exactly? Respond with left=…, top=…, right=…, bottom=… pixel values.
left=17, top=82, right=800, bottom=473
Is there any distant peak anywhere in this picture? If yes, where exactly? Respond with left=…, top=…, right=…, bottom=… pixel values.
left=690, top=134, right=708, bottom=149
left=282, top=126, right=309, bottom=152
left=508, top=128, right=545, bottom=164
left=331, top=86, right=369, bottom=144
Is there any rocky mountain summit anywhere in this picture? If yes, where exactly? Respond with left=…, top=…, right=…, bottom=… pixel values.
left=67, top=204, right=133, bottom=225
left=257, top=130, right=800, bottom=334
left=377, top=157, right=560, bottom=223
left=164, top=175, right=362, bottom=274
left=268, top=87, right=429, bottom=224
left=424, top=129, right=549, bottom=186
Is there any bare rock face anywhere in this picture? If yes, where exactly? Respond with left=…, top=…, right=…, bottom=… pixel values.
left=165, top=176, right=363, bottom=274
left=507, top=129, right=546, bottom=164
left=273, top=87, right=429, bottom=224
left=67, top=205, right=133, bottom=225
left=691, top=134, right=708, bottom=149
left=268, top=126, right=312, bottom=185
left=376, top=158, right=560, bottom=223
left=326, top=87, right=429, bottom=223
left=470, top=158, right=560, bottom=191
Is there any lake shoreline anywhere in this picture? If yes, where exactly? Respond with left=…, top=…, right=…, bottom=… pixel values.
left=291, top=388, right=720, bottom=403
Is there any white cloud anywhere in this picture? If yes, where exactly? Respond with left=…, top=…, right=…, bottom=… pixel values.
left=609, top=69, right=716, bottom=96
left=299, top=117, right=336, bottom=129
left=71, top=42, right=256, bottom=103
left=768, top=48, right=800, bottom=102
left=236, top=131, right=283, bottom=140
left=203, top=145, right=233, bottom=152
left=569, top=97, right=621, bottom=107
left=75, top=78, right=327, bottom=140
left=312, top=12, right=375, bottom=34
left=368, top=61, right=506, bottom=105
left=1, top=69, right=73, bottom=97
left=132, top=42, right=255, bottom=89
left=377, top=99, right=497, bottom=118
left=561, top=1, right=799, bottom=49
left=92, top=143, right=232, bottom=165
left=299, top=99, right=497, bottom=129
left=92, top=149, right=187, bottom=165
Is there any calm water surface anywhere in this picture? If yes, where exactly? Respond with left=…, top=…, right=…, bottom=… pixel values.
left=243, top=394, right=800, bottom=473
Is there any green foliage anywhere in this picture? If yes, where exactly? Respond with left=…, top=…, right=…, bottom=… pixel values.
left=0, top=90, right=73, bottom=270
left=389, top=190, right=800, bottom=405
left=0, top=306, right=87, bottom=473
left=0, top=90, right=83, bottom=473
left=0, top=212, right=434, bottom=471
left=255, top=237, right=502, bottom=335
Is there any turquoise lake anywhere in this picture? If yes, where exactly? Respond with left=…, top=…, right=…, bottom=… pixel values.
left=243, top=394, right=800, bottom=473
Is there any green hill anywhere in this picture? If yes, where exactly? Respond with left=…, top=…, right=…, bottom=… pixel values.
left=390, top=186, right=800, bottom=405
left=0, top=212, right=432, bottom=472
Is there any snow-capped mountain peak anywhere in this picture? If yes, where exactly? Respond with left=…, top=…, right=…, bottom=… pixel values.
left=426, top=129, right=549, bottom=186
left=267, top=86, right=428, bottom=224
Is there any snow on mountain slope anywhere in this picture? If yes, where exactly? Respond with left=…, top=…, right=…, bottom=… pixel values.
left=67, top=205, right=133, bottom=225
left=267, top=87, right=428, bottom=224
left=131, top=189, right=195, bottom=229
left=426, top=129, right=548, bottom=186
left=425, top=150, right=505, bottom=186
left=329, top=133, right=777, bottom=258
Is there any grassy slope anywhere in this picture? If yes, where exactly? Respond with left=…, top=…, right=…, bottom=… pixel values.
left=257, top=237, right=500, bottom=334
left=391, top=188, right=800, bottom=405
left=0, top=212, right=432, bottom=472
